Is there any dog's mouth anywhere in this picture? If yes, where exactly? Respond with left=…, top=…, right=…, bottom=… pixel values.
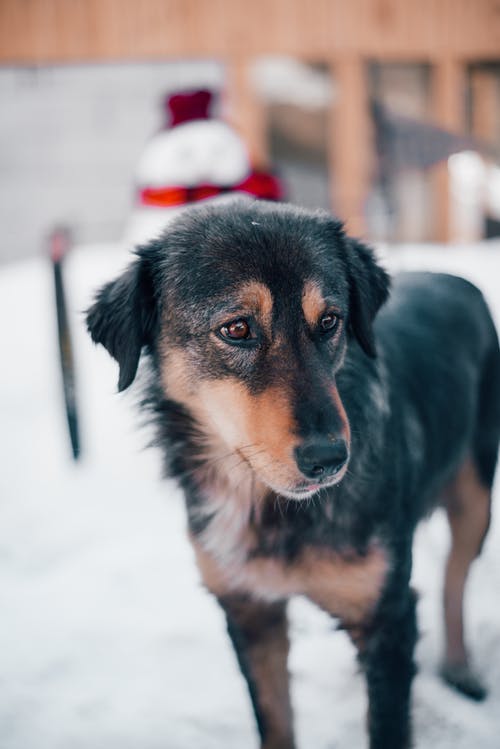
left=267, top=462, right=348, bottom=501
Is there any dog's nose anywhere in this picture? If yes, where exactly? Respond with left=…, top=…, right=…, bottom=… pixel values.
left=295, top=439, right=348, bottom=480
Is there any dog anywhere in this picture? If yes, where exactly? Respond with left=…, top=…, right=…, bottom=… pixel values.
left=87, top=199, right=500, bottom=749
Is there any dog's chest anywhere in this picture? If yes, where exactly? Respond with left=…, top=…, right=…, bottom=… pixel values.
left=192, top=508, right=389, bottom=624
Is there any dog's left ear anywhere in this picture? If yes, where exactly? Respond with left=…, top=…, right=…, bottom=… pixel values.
left=86, top=255, right=158, bottom=392
left=343, top=237, right=390, bottom=358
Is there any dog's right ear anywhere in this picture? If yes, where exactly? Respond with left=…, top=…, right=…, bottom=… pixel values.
left=86, top=256, right=158, bottom=392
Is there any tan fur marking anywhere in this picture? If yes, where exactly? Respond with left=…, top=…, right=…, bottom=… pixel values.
left=160, top=348, right=193, bottom=403
left=246, top=386, right=299, bottom=466
left=238, top=281, right=273, bottom=320
left=300, top=545, right=389, bottom=622
left=192, top=534, right=231, bottom=596
left=194, top=537, right=389, bottom=625
left=221, top=598, right=293, bottom=746
left=161, top=351, right=271, bottom=520
left=330, top=384, right=351, bottom=446
left=248, top=630, right=292, bottom=747
left=302, top=280, right=327, bottom=328
left=442, top=456, right=491, bottom=665
left=193, top=380, right=303, bottom=491
left=208, top=280, right=274, bottom=337
left=160, top=351, right=303, bottom=511
left=160, top=281, right=272, bottom=401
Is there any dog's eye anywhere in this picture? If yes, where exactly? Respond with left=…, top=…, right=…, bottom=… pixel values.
left=219, top=318, right=251, bottom=341
left=319, top=312, right=338, bottom=333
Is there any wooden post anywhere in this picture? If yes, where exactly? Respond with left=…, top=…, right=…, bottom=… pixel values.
left=431, top=58, right=466, bottom=242
left=225, top=58, right=269, bottom=168
left=329, top=57, right=372, bottom=237
left=470, top=66, right=498, bottom=142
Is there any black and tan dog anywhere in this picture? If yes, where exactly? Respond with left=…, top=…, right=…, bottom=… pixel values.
left=87, top=199, right=500, bottom=749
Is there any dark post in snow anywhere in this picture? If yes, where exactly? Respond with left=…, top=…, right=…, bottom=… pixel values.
left=49, top=226, right=81, bottom=461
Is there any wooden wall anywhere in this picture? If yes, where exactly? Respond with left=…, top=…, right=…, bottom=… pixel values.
left=2, top=0, right=500, bottom=62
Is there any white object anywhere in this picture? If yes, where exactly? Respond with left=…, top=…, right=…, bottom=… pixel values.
left=125, top=119, right=251, bottom=247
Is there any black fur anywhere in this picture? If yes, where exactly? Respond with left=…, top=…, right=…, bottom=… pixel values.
left=86, top=256, right=158, bottom=391
left=87, top=199, right=500, bottom=749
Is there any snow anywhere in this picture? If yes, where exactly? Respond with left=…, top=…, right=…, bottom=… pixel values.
left=1, top=239, right=500, bottom=749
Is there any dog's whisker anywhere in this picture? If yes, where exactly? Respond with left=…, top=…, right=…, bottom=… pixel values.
left=175, top=451, right=241, bottom=481
left=178, top=442, right=264, bottom=478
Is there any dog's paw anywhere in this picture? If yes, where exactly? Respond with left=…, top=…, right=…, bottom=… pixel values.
left=440, top=661, right=488, bottom=701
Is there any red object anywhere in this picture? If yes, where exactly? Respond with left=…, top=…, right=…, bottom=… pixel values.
left=166, top=89, right=213, bottom=128
left=139, top=170, right=283, bottom=207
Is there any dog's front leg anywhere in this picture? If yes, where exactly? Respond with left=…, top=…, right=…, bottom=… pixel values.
left=361, top=590, right=417, bottom=749
left=218, top=594, right=295, bottom=749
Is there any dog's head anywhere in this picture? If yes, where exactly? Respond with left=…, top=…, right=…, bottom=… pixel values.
left=87, top=200, right=389, bottom=499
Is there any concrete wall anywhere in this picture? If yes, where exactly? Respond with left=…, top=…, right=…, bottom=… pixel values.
left=0, top=62, right=223, bottom=263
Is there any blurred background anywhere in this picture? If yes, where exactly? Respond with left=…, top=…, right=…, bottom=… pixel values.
left=2, top=1, right=500, bottom=261
left=1, top=2, right=500, bottom=748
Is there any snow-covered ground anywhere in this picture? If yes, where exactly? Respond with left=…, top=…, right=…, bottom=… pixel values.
left=1, top=239, right=500, bottom=749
